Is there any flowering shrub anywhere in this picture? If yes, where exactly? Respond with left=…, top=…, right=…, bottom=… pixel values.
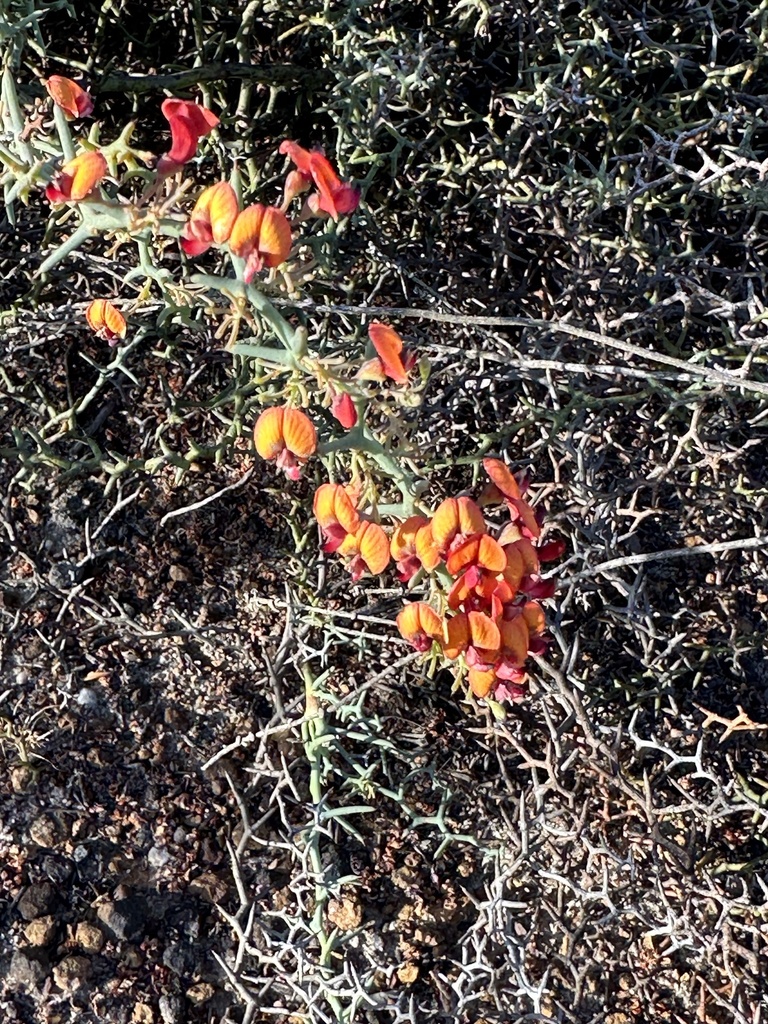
left=1, top=73, right=563, bottom=710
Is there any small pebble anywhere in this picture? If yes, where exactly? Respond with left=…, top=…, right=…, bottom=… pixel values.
left=23, top=915, right=57, bottom=947
left=148, top=845, right=171, bottom=868
left=186, top=982, right=214, bottom=1005
left=17, top=881, right=54, bottom=921
left=53, top=954, right=91, bottom=990
left=158, top=993, right=183, bottom=1024
left=29, top=814, right=60, bottom=848
left=75, top=921, right=105, bottom=953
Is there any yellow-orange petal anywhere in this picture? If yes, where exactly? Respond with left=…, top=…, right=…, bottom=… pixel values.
left=357, top=521, right=390, bottom=575
left=281, top=407, right=317, bottom=459
left=446, top=534, right=506, bottom=576
left=194, top=181, right=239, bottom=243
left=443, top=613, right=470, bottom=659
left=500, top=617, right=529, bottom=665
left=368, top=322, right=408, bottom=384
left=468, top=611, right=501, bottom=654
left=229, top=204, right=265, bottom=257
left=65, top=150, right=107, bottom=201
left=483, top=458, right=521, bottom=501
left=45, top=76, right=93, bottom=119
left=516, top=538, right=540, bottom=575
left=415, top=523, right=441, bottom=571
left=396, top=602, right=444, bottom=643
left=85, top=299, right=126, bottom=339
left=313, top=483, right=359, bottom=535
left=390, top=516, right=430, bottom=561
left=253, top=406, right=285, bottom=460
left=522, top=601, right=546, bottom=636
left=497, top=522, right=523, bottom=546
left=430, top=496, right=485, bottom=551
left=468, top=667, right=497, bottom=698
left=503, top=544, right=525, bottom=591
left=258, top=206, right=293, bottom=267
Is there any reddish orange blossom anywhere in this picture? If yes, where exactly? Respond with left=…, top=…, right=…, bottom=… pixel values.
left=430, top=496, right=485, bottom=555
left=181, top=181, right=239, bottom=256
left=253, top=406, right=317, bottom=480
left=337, top=520, right=390, bottom=580
left=358, top=323, right=416, bottom=385
left=85, top=300, right=126, bottom=346
left=390, top=516, right=440, bottom=581
left=397, top=603, right=444, bottom=652
left=279, top=140, right=360, bottom=221
left=330, top=390, right=358, bottom=430
left=157, top=98, right=219, bottom=174
left=313, top=483, right=360, bottom=552
left=45, top=150, right=107, bottom=203
left=229, top=204, right=292, bottom=283
left=45, top=76, right=93, bottom=119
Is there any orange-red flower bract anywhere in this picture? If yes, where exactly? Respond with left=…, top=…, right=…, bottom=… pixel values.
left=229, top=205, right=292, bottom=283
left=45, top=150, right=107, bottom=203
left=181, top=182, right=239, bottom=256
left=157, top=98, right=219, bottom=174
left=279, top=140, right=360, bottom=221
left=253, top=406, right=317, bottom=481
left=330, top=391, right=357, bottom=429
left=45, top=76, right=93, bottom=119
left=369, top=323, right=411, bottom=384
left=397, top=603, right=444, bottom=652
left=85, top=300, right=126, bottom=345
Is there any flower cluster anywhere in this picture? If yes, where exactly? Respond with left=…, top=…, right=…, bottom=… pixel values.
left=394, top=459, right=564, bottom=702
left=25, top=76, right=564, bottom=709
left=180, top=181, right=292, bottom=283
left=39, top=80, right=360, bottom=338
left=252, top=388, right=562, bottom=703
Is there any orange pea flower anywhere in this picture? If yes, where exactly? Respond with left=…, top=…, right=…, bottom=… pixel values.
left=443, top=611, right=500, bottom=663
left=181, top=181, right=239, bottom=256
left=467, top=668, right=498, bottom=699
left=390, top=516, right=441, bottom=582
left=397, top=603, right=444, bottom=652
left=45, top=150, right=107, bottom=203
left=430, top=496, right=485, bottom=556
left=85, top=300, right=126, bottom=346
left=358, top=323, right=417, bottom=385
left=229, top=204, right=292, bottom=283
left=279, top=140, right=360, bottom=221
left=313, top=483, right=360, bottom=553
left=253, top=406, right=317, bottom=481
left=447, top=568, right=506, bottom=613
left=45, top=76, right=93, bottom=119
left=338, top=520, right=390, bottom=581
left=445, top=533, right=506, bottom=577
left=157, top=98, right=219, bottom=174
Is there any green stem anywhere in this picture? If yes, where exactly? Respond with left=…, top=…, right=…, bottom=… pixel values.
left=191, top=273, right=301, bottom=353
left=320, top=428, right=418, bottom=511
left=37, top=221, right=93, bottom=275
left=299, top=662, right=348, bottom=1023
left=1, top=65, right=34, bottom=164
left=52, top=103, right=75, bottom=162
